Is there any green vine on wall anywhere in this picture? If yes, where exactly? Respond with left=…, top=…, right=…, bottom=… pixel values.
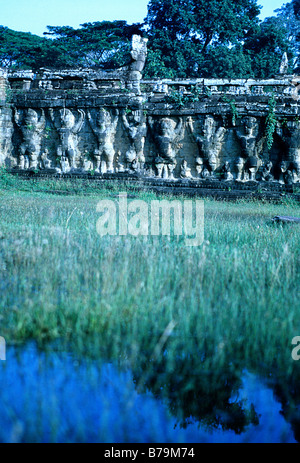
left=265, top=94, right=277, bottom=151
left=164, top=85, right=202, bottom=108
left=221, top=95, right=239, bottom=126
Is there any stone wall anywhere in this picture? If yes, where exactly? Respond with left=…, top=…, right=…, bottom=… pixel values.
left=0, top=43, right=300, bottom=188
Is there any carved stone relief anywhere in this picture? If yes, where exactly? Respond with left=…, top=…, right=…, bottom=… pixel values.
left=1, top=103, right=299, bottom=185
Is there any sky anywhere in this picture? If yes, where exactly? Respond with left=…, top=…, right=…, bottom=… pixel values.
left=0, top=0, right=289, bottom=37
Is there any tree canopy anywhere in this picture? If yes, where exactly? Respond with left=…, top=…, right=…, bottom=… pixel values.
left=0, top=0, right=297, bottom=78
left=0, top=26, right=66, bottom=69
left=143, top=0, right=294, bottom=78
left=276, top=0, right=300, bottom=71
left=44, top=21, right=143, bottom=69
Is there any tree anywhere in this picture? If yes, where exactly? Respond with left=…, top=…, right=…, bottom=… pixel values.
left=276, top=1, right=300, bottom=70
left=146, top=0, right=261, bottom=50
left=293, top=0, right=300, bottom=18
left=0, top=2, right=294, bottom=78
left=44, top=21, right=144, bottom=69
left=0, top=27, right=66, bottom=69
left=144, top=0, right=262, bottom=77
left=244, top=16, right=294, bottom=77
left=0, top=21, right=144, bottom=70
left=144, top=0, right=294, bottom=79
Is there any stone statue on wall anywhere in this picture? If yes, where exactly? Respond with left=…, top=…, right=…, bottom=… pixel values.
left=115, top=151, right=126, bottom=173
left=245, top=156, right=259, bottom=181
left=285, top=168, right=294, bottom=185
left=291, top=161, right=300, bottom=183
left=81, top=151, right=94, bottom=172
left=278, top=161, right=288, bottom=184
left=14, top=108, right=46, bottom=170
left=180, top=160, right=192, bottom=179
left=122, top=109, right=147, bottom=171
left=195, top=157, right=204, bottom=179
left=234, top=157, right=245, bottom=182
left=187, top=116, right=226, bottom=179
left=274, top=119, right=300, bottom=183
left=149, top=116, right=184, bottom=179
left=60, top=155, right=70, bottom=174
left=235, top=116, right=264, bottom=181
left=235, top=117, right=260, bottom=156
left=49, top=108, right=85, bottom=171
left=222, top=161, right=234, bottom=181
left=279, top=52, right=289, bottom=75
left=277, top=120, right=300, bottom=165
left=259, top=160, right=274, bottom=182
left=167, top=163, right=176, bottom=180
left=126, top=35, right=148, bottom=94
left=87, top=108, right=119, bottom=174
left=39, top=148, right=52, bottom=170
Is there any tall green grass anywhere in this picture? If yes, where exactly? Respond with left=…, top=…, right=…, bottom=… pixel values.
left=0, top=173, right=300, bottom=433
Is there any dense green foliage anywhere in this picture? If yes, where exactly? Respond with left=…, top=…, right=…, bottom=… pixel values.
left=0, top=0, right=297, bottom=78
left=244, top=16, right=294, bottom=78
left=44, top=21, right=143, bottom=69
left=143, top=0, right=294, bottom=78
left=0, top=21, right=144, bottom=70
left=0, top=26, right=67, bottom=70
left=276, top=0, right=300, bottom=71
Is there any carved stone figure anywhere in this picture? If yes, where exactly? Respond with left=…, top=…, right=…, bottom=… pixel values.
left=236, top=117, right=261, bottom=154
left=278, top=120, right=300, bottom=165
left=235, top=157, right=245, bottom=182
left=88, top=108, right=119, bottom=173
left=245, top=156, right=259, bottom=181
left=180, top=160, right=192, bottom=179
left=222, top=161, right=234, bottom=181
left=162, top=164, right=170, bottom=179
left=122, top=110, right=147, bottom=171
left=235, top=116, right=264, bottom=180
left=154, top=157, right=164, bottom=178
left=279, top=161, right=288, bottom=184
left=149, top=117, right=184, bottom=179
left=285, top=169, right=294, bottom=185
left=115, top=152, right=126, bottom=173
left=187, top=116, right=226, bottom=179
left=39, top=148, right=52, bottom=170
left=60, top=156, right=70, bottom=174
left=243, top=171, right=250, bottom=182
left=202, top=167, right=211, bottom=179
left=82, top=151, right=93, bottom=172
left=260, top=161, right=274, bottom=182
left=130, top=158, right=139, bottom=172
left=195, top=157, right=205, bottom=178
left=279, top=52, right=289, bottom=75
left=14, top=108, right=46, bottom=169
left=50, top=108, right=85, bottom=171
left=18, top=154, right=29, bottom=170
left=167, top=163, right=176, bottom=180
left=126, top=35, right=148, bottom=94
left=291, top=161, right=300, bottom=183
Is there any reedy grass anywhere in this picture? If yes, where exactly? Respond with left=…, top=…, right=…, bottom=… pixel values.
left=0, top=172, right=299, bottom=384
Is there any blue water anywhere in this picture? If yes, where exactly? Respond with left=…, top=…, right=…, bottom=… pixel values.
left=0, top=344, right=297, bottom=443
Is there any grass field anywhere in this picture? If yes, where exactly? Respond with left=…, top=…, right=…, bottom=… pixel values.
left=0, top=170, right=300, bottom=438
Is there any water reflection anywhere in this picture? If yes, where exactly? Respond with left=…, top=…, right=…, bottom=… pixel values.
left=133, top=360, right=259, bottom=434
left=0, top=344, right=297, bottom=443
